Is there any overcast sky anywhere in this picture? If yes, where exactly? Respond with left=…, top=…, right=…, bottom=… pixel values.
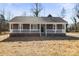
left=0, top=3, right=77, bottom=24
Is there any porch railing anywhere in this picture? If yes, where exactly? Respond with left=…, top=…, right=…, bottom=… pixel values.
left=10, top=29, right=20, bottom=33
left=47, top=29, right=65, bottom=33
left=21, top=29, right=30, bottom=32
left=10, top=29, right=65, bottom=33
left=10, top=29, right=40, bottom=33
left=47, top=29, right=55, bottom=33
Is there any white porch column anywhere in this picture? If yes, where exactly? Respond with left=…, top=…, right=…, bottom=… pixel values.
left=21, top=24, right=23, bottom=31
left=45, top=24, right=47, bottom=36
left=19, top=24, right=21, bottom=32
left=9, top=23, right=11, bottom=33
left=64, top=24, right=66, bottom=33
left=40, top=24, right=41, bottom=36
left=55, top=24, right=57, bottom=33
left=30, top=24, right=31, bottom=33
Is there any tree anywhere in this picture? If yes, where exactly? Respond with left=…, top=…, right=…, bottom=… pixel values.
left=31, top=3, right=42, bottom=17
left=0, top=14, right=5, bottom=33
left=71, top=17, right=77, bottom=31
left=71, top=3, right=79, bottom=32
left=60, top=7, right=66, bottom=18
left=7, top=11, right=11, bottom=20
left=48, top=14, right=52, bottom=17
left=76, top=10, right=79, bottom=18
left=0, top=8, right=6, bottom=33
left=0, top=8, right=5, bottom=16
left=22, top=11, right=26, bottom=16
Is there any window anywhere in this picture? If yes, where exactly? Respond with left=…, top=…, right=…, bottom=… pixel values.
left=57, top=24, right=64, bottom=29
left=23, top=24, right=29, bottom=29
left=47, top=24, right=52, bottom=29
left=12, top=24, right=19, bottom=29
left=31, top=24, right=39, bottom=29
left=47, top=24, right=55, bottom=29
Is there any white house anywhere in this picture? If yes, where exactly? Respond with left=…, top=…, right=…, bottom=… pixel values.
left=9, top=16, right=67, bottom=36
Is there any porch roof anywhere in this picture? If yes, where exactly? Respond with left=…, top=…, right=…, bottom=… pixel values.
left=9, top=16, right=67, bottom=24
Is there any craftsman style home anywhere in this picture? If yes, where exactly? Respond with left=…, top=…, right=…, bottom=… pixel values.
left=9, top=16, right=67, bottom=36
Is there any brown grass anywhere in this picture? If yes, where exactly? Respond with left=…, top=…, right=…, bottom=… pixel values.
left=0, top=34, right=79, bottom=56
left=0, top=32, right=9, bottom=35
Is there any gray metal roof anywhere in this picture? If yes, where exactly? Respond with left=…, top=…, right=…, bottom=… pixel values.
left=9, top=16, right=67, bottom=24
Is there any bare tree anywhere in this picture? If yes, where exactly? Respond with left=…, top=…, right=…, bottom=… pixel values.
left=7, top=11, right=14, bottom=20
left=0, top=9, right=13, bottom=33
left=7, top=11, right=11, bottom=20
left=5, top=11, right=13, bottom=31
left=31, top=3, right=42, bottom=17
left=60, top=7, right=66, bottom=18
left=22, top=11, right=26, bottom=16
left=0, top=10, right=5, bottom=33
left=71, top=17, right=77, bottom=32
left=72, top=3, right=79, bottom=32
left=0, top=8, right=5, bottom=17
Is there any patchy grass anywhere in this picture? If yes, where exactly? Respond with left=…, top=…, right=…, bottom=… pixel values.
left=0, top=34, right=79, bottom=56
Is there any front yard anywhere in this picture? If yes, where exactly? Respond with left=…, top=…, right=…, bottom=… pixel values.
left=0, top=33, right=79, bottom=56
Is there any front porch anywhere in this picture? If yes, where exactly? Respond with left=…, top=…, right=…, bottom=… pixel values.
left=9, top=23, right=66, bottom=36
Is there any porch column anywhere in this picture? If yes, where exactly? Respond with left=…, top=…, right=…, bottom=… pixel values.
left=30, top=24, right=31, bottom=33
left=19, top=24, right=21, bottom=32
left=40, top=24, right=41, bottom=36
left=9, top=23, right=11, bottom=33
left=55, top=24, right=57, bottom=33
left=64, top=24, right=66, bottom=33
left=45, top=24, right=47, bottom=36
left=11, top=24, right=13, bottom=32
left=21, top=24, right=23, bottom=31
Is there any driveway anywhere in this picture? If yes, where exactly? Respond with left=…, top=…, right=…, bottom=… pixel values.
left=0, top=34, right=9, bottom=41
left=66, top=33, right=79, bottom=38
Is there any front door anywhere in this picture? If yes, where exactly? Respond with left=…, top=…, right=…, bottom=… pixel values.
left=41, top=26, right=44, bottom=32
left=41, top=24, right=45, bottom=36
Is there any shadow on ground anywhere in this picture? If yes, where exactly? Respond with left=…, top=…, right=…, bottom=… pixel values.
left=1, top=35, right=79, bottom=42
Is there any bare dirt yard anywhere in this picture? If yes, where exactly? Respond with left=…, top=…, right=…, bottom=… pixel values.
left=0, top=33, right=79, bottom=56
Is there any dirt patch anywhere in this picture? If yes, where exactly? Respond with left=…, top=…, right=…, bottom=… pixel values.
left=66, top=33, right=79, bottom=38
left=0, top=34, right=79, bottom=56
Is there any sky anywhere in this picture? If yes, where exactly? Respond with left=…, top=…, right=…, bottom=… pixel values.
left=0, top=3, right=77, bottom=24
